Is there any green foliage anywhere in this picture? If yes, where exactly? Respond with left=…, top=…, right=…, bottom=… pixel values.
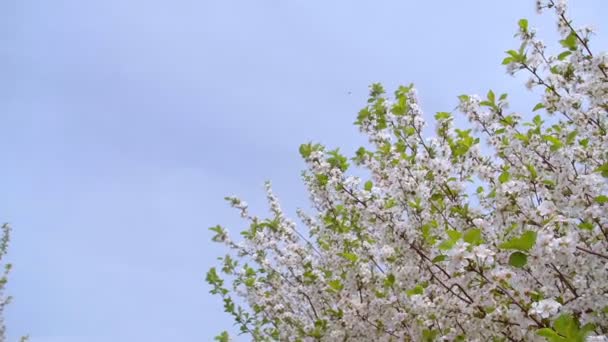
left=439, top=229, right=463, bottom=251
left=594, top=163, right=608, bottom=178
left=432, top=255, right=447, bottom=263
left=463, top=228, right=483, bottom=246
left=533, top=103, right=546, bottom=111
left=406, top=284, right=425, bottom=297
left=209, top=225, right=228, bottom=242
left=451, top=128, right=480, bottom=158
left=537, top=313, right=596, bottom=342
left=435, top=112, right=451, bottom=120
left=326, top=149, right=349, bottom=172
left=499, top=231, right=537, bottom=251
left=508, top=251, right=528, bottom=268
left=214, top=331, right=230, bottom=342
left=559, top=33, right=578, bottom=51
left=337, top=251, right=359, bottom=263
left=518, top=18, right=528, bottom=32
left=577, top=221, right=594, bottom=231
left=502, top=43, right=528, bottom=65
left=299, top=142, right=323, bottom=159
left=328, top=279, right=344, bottom=292
left=498, top=170, right=511, bottom=184
left=383, top=273, right=396, bottom=288
left=422, top=329, right=439, bottom=342
left=542, top=134, right=564, bottom=151
left=595, top=195, right=608, bottom=204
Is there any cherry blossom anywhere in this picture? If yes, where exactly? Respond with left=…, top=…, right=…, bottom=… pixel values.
left=207, top=1, right=608, bottom=340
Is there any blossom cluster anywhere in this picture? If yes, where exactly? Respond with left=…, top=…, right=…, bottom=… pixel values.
left=208, top=1, right=608, bottom=341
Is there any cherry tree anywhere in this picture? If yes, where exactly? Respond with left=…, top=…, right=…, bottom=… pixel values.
left=207, top=1, right=608, bottom=340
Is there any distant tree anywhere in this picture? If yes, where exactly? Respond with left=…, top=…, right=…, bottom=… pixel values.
left=0, top=223, right=12, bottom=341
left=0, top=223, right=28, bottom=342
left=207, top=1, right=608, bottom=340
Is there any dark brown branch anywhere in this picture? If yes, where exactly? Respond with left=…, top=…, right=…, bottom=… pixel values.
left=576, top=246, right=608, bottom=260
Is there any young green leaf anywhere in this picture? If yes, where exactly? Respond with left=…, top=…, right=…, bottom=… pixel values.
left=463, top=228, right=483, bottom=246
left=508, top=252, right=528, bottom=268
left=499, top=231, right=537, bottom=251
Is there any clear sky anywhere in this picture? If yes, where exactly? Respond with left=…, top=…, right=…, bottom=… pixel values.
left=2, top=0, right=607, bottom=341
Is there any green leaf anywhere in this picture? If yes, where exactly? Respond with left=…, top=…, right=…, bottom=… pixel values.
left=356, top=107, right=371, bottom=124
left=421, top=223, right=437, bottom=246
left=209, top=225, right=227, bottom=242
left=369, top=83, right=385, bottom=97
left=518, top=18, right=528, bottom=32
left=506, top=50, right=519, bottom=58
left=553, top=314, right=577, bottom=337
left=595, top=195, right=608, bottom=204
left=447, top=229, right=463, bottom=241
left=504, top=48, right=526, bottom=64
left=543, top=179, right=556, bottom=188
left=536, top=328, right=562, bottom=340
left=438, top=240, right=456, bottom=251
left=392, top=95, right=409, bottom=116
left=422, top=329, right=439, bottom=342
left=299, top=143, right=312, bottom=158
left=435, top=112, right=451, bottom=120
left=500, top=231, right=537, bottom=251
left=206, top=267, right=221, bottom=284
left=327, top=149, right=349, bottom=171
left=458, top=94, right=470, bottom=102
left=499, top=171, right=511, bottom=184
left=214, top=331, right=230, bottom=342
left=527, top=164, right=538, bottom=179
left=439, top=229, right=462, bottom=251
left=542, top=135, right=564, bottom=151
left=533, top=103, right=545, bottom=111
left=566, top=131, right=578, bottom=145
left=364, top=180, right=373, bottom=191
left=514, top=133, right=529, bottom=143
left=594, top=163, right=608, bottom=178
left=560, top=33, right=578, bottom=50
left=463, top=228, right=483, bottom=246
left=384, top=273, right=396, bottom=288
left=487, top=89, right=496, bottom=103
left=540, top=313, right=596, bottom=341
left=557, top=50, right=572, bottom=61
left=580, top=323, right=597, bottom=336
left=386, top=198, right=398, bottom=209
left=508, top=252, right=528, bottom=268
left=406, top=285, right=424, bottom=297
left=578, top=221, right=594, bottom=231
left=432, top=255, right=447, bottom=263
left=328, top=279, right=344, bottom=292
left=338, top=252, right=359, bottom=263
left=316, top=174, right=329, bottom=187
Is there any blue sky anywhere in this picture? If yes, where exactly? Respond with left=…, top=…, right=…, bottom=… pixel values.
left=2, top=1, right=606, bottom=341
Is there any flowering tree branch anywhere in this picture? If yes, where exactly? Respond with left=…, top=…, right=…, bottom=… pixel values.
left=207, top=1, right=608, bottom=340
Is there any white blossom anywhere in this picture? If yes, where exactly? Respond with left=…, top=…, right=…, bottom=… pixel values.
left=207, top=2, right=608, bottom=340
left=529, top=299, right=562, bottom=319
